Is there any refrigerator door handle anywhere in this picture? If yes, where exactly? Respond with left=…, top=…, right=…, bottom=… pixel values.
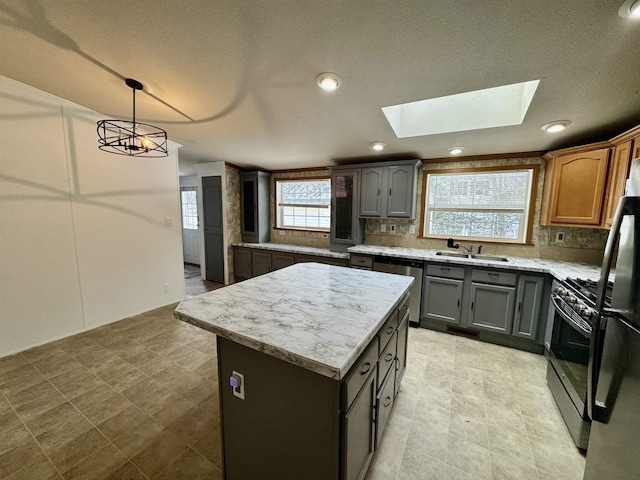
left=588, top=196, right=640, bottom=422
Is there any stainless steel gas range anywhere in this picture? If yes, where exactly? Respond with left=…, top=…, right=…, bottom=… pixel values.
left=544, top=277, right=611, bottom=450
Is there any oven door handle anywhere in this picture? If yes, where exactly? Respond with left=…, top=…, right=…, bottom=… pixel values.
left=551, top=295, right=591, bottom=338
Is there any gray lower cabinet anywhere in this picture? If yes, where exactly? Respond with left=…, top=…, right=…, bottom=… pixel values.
left=232, top=246, right=348, bottom=282
left=422, top=272, right=464, bottom=325
left=233, top=248, right=252, bottom=282
left=251, top=250, right=272, bottom=277
left=272, top=252, right=295, bottom=270
left=421, top=262, right=549, bottom=350
left=468, top=282, right=516, bottom=333
left=512, top=275, right=545, bottom=340
left=395, top=313, right=409, bottom=396
left=343, top=364, right=376, bottom=480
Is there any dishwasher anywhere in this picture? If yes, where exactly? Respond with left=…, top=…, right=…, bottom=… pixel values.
left=373, top=256, right=423, bottom=326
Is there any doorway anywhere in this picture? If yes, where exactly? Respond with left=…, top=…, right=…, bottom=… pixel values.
left=180, top=186, right=201, bottom=265
left=202, top=176, right=224, bottom=283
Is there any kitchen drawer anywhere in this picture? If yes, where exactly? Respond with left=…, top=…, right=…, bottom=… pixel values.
left=377, top=332, right=397, bottom=391
left=350, top=254, right=373, bottom=269
left=471, top=269, right=517, bottom=286
left=375, top=367, right=395, bottom=448
left=344, top=338, right=379, bottom=409
left=426, top=263, right=465, bottom=280
left=377, top=313, right=398, bottom=355
left=398, top=293, right=410, bottom=318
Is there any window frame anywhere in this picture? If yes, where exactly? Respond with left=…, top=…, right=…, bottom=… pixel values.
left=273, top=176, right=332, bottom=233
left=419, top=164, right=539, bottom=245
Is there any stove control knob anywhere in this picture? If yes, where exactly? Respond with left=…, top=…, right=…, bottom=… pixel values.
left=581, top=308, right=593, bottom=319
left=566, top=295, right=577, bottom=304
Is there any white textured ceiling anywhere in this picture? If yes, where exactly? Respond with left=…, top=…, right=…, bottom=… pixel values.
left=2, top=0, right=640, bottom=175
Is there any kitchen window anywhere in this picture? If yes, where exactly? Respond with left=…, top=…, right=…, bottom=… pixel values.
left=275, top=178, right=331, bottom=231
left=422, top=165, right=538, bottom=244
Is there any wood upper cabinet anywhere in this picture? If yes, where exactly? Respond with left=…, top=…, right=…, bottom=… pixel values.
left=540, top=148, right=610, bottom=226
left=603, top=140, right=634, bottom=227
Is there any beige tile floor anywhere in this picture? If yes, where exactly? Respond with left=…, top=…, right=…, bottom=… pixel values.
left=1, top=289, right=585, bottom=480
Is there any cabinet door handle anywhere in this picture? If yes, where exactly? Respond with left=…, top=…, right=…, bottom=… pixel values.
left=395, top=357, right=400, bottom=370
left=384, top=396, right=392, bottom=407
left=457, top=299, right=460, bottom=309
left=385, top=352, right=394, bottom=362
left=377, top=188, right=380, bottom=196
left=518, top=302, right=522, bottom=312
left=360, top=362, right=371, bottom=375
left=471, top=301, right=474, bottom=310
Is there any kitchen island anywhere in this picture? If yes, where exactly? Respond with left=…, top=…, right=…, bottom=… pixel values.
left=175, top=262, right=413, bottom=480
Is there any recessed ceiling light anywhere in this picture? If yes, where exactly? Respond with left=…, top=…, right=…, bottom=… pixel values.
left=448, top=147, right=465, bottom=155
left=541, top=120, right=571, bottom=133
left=315, top=73, right=342, bottom=91
left=370, top=141, right=386, bottom=151
left=619, top=0, right=640, bottom=18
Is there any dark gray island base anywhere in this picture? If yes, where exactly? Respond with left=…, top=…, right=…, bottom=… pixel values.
left=174, top=263, right=413, bottom=480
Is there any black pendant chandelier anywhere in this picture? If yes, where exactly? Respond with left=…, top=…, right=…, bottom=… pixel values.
left=97, top=78, right=168, bottom=157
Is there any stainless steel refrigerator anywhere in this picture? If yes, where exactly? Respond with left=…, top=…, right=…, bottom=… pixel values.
left=585, top=158, right=640, bottom=479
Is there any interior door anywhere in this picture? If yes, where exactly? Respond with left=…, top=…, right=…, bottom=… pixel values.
left=180, top=187, right=200, bottom=265
left=202, top=176, right=224, bottom=283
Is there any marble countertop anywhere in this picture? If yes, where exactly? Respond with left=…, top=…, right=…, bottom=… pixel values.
left=174, top=263, right=413, bottom=380
left=233, top=242, right=349, bottom=259
left=348, top=245, right=603, bottom=282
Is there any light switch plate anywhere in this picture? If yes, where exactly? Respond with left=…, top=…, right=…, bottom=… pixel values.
left=380, top=224, right=387, bottom=233
left=409, top=224, right=416, bottom=234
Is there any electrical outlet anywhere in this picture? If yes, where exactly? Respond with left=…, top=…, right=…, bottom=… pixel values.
left=555, top=232, right=566, bottom=243
left=380, top=224, right=387, bottom=233
left=230, top=371, right=245, bottom=399
left=321, top=233, right=329, bottom=239
left=389, top=224, right=396, bottom=234
left=163, top=283, right=171, bottom=293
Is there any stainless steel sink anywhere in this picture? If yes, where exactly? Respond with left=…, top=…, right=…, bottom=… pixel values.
left=434, top=251, right=469, bottom=258
left=433, top=251, right=510, bottom=263
left=469, top=254, right=510, bottom=262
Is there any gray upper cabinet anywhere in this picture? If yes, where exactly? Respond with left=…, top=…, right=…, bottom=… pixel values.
left=359, top=162, right=419, bottom=219
left=330, top=169, right=364, bottom=252
left=360, top=167, right=384, bottom=216
left=240, top=171, right=270, bottom=243
left=512, top=275, right=546, bottom=340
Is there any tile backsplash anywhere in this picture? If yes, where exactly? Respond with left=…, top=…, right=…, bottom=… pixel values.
left=256, top=157, right=608, bottom=265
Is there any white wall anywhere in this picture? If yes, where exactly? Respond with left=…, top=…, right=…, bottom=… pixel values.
left=0, top=76, right=185, bottom=356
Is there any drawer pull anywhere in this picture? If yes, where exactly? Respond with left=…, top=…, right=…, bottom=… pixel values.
left=386, top=326, right=394, bottom=334
left=489, top=273, right=499, bottom=278
left=385, top=352, right=394, bottom=362
left=400, top=304, right=409, bottom=310
left=383, top=396, right=392, bottom=408
left=440, top=267, right=450, bottom=272
left=360, top=362, right=371, bottom=375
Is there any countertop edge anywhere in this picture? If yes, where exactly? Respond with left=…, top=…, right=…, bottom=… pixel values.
left=233, top=242, right=349, bottom=259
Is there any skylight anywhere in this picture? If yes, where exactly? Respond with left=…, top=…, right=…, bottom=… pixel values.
left=381, top=80, right=540, bottom=138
